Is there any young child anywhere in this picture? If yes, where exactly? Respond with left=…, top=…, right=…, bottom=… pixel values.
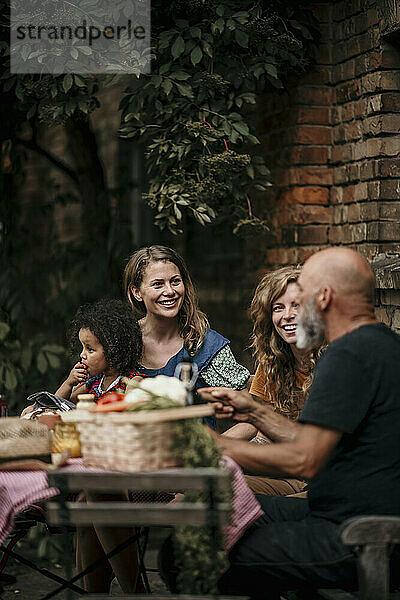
left=56, top=298, right=143, bottom=402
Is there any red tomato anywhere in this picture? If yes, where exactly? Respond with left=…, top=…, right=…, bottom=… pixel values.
left=98, top=392, right=125, bottom=405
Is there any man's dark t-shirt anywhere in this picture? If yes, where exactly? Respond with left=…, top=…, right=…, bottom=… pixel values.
left=299, top=323, right=400, bottom=523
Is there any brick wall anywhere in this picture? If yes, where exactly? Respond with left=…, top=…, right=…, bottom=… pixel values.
left=256, top=0, right=400, bottom=269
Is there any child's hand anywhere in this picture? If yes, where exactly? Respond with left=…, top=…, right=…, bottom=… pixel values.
left=66, top=362, right=88, bottom=387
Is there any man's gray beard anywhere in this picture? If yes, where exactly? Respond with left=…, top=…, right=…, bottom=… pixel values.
left=296, top=296, right=325, bottom=350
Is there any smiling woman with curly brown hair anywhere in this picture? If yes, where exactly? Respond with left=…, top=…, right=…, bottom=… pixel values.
left=224, top=265, right=324, bottom=496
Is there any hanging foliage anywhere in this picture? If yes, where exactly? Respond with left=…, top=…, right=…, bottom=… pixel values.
left=119, top=0, right=318, bottom=234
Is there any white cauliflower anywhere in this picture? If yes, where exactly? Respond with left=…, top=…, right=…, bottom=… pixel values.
left=124, top=375, right=187, bottom=406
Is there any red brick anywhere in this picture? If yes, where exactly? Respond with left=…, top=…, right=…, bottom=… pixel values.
left=381, top=93, right=400, bottom=113
left=312, top=3, right=332, bottom=24
left=347, top=203, right=361, bottom=222
left=341, top=59, right=355, bottom=81
left=293, top=126, right=331, bottom=145
left=279, top=186, right=329, bottom=206
left=367, top=181, right=380, bottom=199
left=375, top=307, right=392, bottom=327
left=336, top=80, right=361, bottom=103
left=362, top=114, right=400, bottom=137
left=368, top=222, right=400, bottom=242
left=379, top=201, right=400, bottom=220
left=333, top=1, right=346, bottom=22
left=331, top=107, right=341, bottom=125
left=354, top=182, right=368, bottom=201
left=297, top=225, right=329, bottom=245
left=296, top=167, right=333, bottom=186
left=331, top=143, right=353, bottom=164
left=362, top=71, right=400, bottom=94
left=331, top=187, right=343, bottom=204
left=316, top=43, right=332, bottom=64
left=379, top=158, right=400, bottom=178
left=367, top=6, right=379, bottom=27
left=354, top=54, right=368, bottom=77
left=329, top=223, right=367, bottom=244
left=296, top=107, right=331, bottom=125
left=360, top=202, right=379, bottom=221
left=381, top=47, right=400, bottom=69
left=341, top=102, right=355, bottom=122
left=343, top=185, right=355, bottom=203
left=318, top=24, right=332, bottom=41
left=290, top=146, right=329, bottom=165
left=333, top=124, right=346, bottom=144
left=301, top=68, right=332, bottom=86
left=277, top=204, right=331, bottom=226
left=379, top=179, right=400, bottom=199
left=291, top=87, right=333, bottom=106
left=345, top=121, right=361, bottom=140
left=354, top=98, right=367, bottom=118
left=332, top=204, right=345, bottom=224
left=297, top=245, right=328, bottom=263
left=346, top=37, right=360, bottom=58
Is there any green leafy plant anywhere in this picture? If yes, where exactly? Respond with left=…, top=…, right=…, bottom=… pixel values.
left=119, top=0, right=318, bottom=234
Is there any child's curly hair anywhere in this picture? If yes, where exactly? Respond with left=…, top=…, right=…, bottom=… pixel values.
left=68, top=299, right=142, bottom=376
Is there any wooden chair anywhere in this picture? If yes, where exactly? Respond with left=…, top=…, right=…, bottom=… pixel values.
left=47, top=468, right=248, bottom=600
left=316, top=515, right=400, bottom=600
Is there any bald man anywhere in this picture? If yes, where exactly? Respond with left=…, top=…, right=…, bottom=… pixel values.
left=197, top=248, right=400, bottom=599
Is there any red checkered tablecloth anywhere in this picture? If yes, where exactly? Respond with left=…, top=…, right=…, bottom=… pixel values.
left=0, top=457, right=262, bottom=549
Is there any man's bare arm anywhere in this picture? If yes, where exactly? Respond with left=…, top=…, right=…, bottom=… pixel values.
left=216, top=423, right=342, bottom=479
left=199, top=387, right=299, bottom=443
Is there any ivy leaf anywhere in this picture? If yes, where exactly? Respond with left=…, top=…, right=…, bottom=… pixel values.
left=21, top=346, right=32, bottom=371
left=0, top=322, right=10, bottom=341
left=63, top=74, right=73, bottom=93
left=175, top=83, right=193, bottom=99
left=162, top=79, right=173, bottom=95
left=42, top=344, right=64, bottom=354
left=190, top=46, right=202, bottom=66
left=171, top=35, right=185, bottom=59
left=78, top=46, right=92, bottom=56
left=26, top=104, right=36, bottom=120
left=37, top=352, right=47, bottom=375
left=46, top=352, right=61, bottom=369
left=233, top=121, right=249, bottom=136
left=265, top=63, right=278, bottom=79
left=190, top=27, right=201, bottom=38
left=5, top=367, right=17, bottom=391
left=170, top=71, right=190, bottom=80
left=70, top=48, right=79, bottom=60
left=214, top=18, right=225, bottom=33
left=235, top=30, right=248, bottom=48
left=21, top=45, right=30, bottom=61
left=74, top=75, right=86, bottom=87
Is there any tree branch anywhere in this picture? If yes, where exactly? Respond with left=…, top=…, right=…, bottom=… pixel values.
left=15, top=138, right=78, bottom=184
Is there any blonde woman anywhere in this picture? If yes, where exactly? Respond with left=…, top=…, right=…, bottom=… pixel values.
left=77, top=246, right=250, bottom=594
left=124, top=245, right=250, bottom=427
left=225, top=265, right=322, bottom=495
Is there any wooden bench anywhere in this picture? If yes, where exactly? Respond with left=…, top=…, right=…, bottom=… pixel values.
left=315, top=515, right=400, bottom=600
left=47, top=468, right=247, bottom=600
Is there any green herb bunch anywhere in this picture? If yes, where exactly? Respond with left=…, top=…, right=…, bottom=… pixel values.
left=128, top=395, right=229, bottom=594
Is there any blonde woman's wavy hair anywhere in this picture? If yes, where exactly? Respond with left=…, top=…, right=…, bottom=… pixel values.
left=250, top=265, right=321, bottom=419
left=124, top=245, right=209, bottom=355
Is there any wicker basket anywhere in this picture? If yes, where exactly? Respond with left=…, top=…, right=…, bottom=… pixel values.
left=75, top=404, right=214, bottom=472
left=0, top=417, right=51, bottom=463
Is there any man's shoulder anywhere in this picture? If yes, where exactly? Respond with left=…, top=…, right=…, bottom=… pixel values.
left=332, top=323, right=399, bottom=350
